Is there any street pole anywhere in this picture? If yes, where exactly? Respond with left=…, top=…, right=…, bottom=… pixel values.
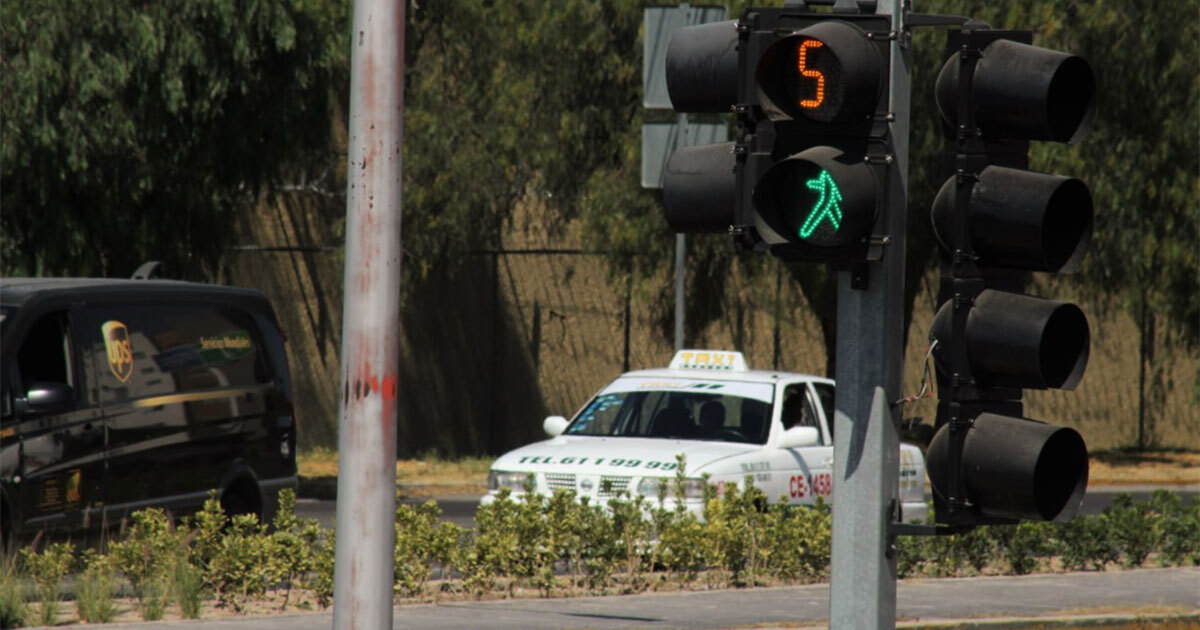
left=828, top=0, right=910, bottom=627
left=674, top=112, right=688, bottom=352
left=332, top=0, right=405, bottom=628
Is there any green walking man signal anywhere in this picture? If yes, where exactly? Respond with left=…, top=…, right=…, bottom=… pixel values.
left=799, top=169, right=843, bottom=239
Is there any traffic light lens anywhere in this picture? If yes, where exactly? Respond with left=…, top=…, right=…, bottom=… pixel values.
left=769, top=160, right=846, bottom=246
left=787, top=37, right=844, bottom=123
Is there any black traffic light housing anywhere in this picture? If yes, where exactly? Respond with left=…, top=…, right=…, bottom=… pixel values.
left=926, top=28, right=1096, bottom=526
left=662, top=6, right=899, bottom=268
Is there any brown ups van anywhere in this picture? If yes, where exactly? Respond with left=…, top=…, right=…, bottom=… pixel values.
left=0, top=278, right=297, bottom=548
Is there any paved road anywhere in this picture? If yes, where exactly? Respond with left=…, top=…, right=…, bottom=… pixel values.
left=295, top=485, right=1200, bottom=530
left=87, top=566, right=1200, bottom=629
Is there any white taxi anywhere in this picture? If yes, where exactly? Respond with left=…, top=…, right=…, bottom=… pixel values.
left=483, top=350, right=928, bottom=523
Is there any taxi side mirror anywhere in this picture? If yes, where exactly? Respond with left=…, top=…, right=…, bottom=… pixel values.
left=543, top=415, right=569, bottom=437
left=778, top=425, right=820, bottom=449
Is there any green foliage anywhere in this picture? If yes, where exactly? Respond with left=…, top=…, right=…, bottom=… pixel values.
left=19, top=541, right=74, bottom=627
left=187, top=493, right=227, bottom=572
left=1152, top=491, right=1200, bottom=566
left=0, top=0, right=349, bottom=278
left=174, top=556, right=206, bottom=620
left=702, top=477, right=769, bottom=586
left=0, top=559, right=28, bottom=629
left=75, top=549, right=118, bottom=624
left=761, top=499, right=831, bottom=583
left=393, top=500, right=462, bottom=598
left=1056, top=514, right=1118, bottom=572
left=268, top=488, right=321, bottom=610
left=998, top=522, right=1055, bottom=576
left=1105, top=493, right=1160, bottom=568
left=108, top=507, right=179, bottom=618
left=309, top=528, right=336, bottom=609
left=207, top=513, right=271, bottom=611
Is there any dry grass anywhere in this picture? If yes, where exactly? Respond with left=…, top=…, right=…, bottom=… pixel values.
left=1088, top=450, right=1200, bottom=487
left=298, top=448, right=492, bottom=497
left=298, top=447, right=1199, bottom=500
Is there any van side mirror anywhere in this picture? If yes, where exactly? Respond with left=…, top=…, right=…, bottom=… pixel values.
left=543, top=415, right=569, bottom=437
left=778, top=425, right=820, bottom=449
left=18, top=382, right=74, bottom=415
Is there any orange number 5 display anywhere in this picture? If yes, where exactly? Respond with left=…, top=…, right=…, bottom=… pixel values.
left=797, top=39, right=825, bottom=109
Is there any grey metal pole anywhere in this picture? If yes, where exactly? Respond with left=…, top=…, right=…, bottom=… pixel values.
left=331, top=0, right=404, bottom=627
left=828, top=0, right=909, bottom=627
left=674, top=112, right=688, bottom=352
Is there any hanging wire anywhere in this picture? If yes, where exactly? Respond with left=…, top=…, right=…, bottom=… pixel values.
left=894, top=339, right=938, bottom=408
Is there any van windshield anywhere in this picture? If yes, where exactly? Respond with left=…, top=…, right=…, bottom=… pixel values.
left=565, top=389, right=772, bottom=445
left=0, top=306, right=12, bottom=335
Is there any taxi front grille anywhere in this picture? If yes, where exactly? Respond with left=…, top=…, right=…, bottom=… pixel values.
left=544, top=472, right=576, bottom=491
left=598, top=475, right=631, bottom=498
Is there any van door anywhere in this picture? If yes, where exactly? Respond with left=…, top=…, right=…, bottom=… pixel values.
left=3, top=308, right=104, bottom=534
left=82, top=302, right=270, bottom=520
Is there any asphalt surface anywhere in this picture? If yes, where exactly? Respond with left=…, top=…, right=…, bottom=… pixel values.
left=81, top=566, right=1200, bottom=629
left=294, top=485, right=1200, bottom=531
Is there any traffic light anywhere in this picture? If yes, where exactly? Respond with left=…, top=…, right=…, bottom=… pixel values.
left=662, top=6, right=897, bottom=265
left=925, top=28, right=1096, bottom=525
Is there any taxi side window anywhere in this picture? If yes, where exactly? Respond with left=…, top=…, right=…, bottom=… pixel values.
left=781, top=383, right=823, bottom=445
left=813, top=382, right=836, bottom=442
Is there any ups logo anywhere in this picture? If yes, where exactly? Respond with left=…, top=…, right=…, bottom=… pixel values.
left=101, top=320, right=133, bottom=383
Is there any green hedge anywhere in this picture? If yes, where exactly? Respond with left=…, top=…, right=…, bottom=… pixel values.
left=2, top=483, right=1197, bottom=626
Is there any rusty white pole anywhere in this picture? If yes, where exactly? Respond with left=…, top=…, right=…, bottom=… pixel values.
left=332, top=0, right=404, bottom=628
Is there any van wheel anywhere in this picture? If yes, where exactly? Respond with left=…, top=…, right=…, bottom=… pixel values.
left=220, top=480, right=262, bottom=523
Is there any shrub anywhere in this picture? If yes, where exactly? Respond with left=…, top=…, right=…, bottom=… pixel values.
left=207, top=513, right=271, bottom=611
left=1149, top=490, right=1200, bottom=566
left=20, top=541, right=74, bottom=627
left=308, top=528, right=336, bottom=609
left=76, top=549, right=117, bottom=623
left=762, top=499, right=831, bottom=582
left=703, top=477, right=768, bottom=587
left=1056, top=514, right=1117, bottom=571
left=109, top=507, right=180, bottom=619
left=458, top=488, right=523, bottom=595
left=393, top=499, right=462, bottom=598
left=0, top=556, right=30, bottom=629
left=268, top=488, right=322, bottom=610
left=998, top=522, right=1054, bottom=575
left=1105, top=493, right=1158, bottom=568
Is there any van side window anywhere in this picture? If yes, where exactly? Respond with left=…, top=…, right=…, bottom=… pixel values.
left=813, top=382, right=835, bottom=442
left=85, top=304, right=268, bottom=404
left=17, top=312, right=75, bottom=394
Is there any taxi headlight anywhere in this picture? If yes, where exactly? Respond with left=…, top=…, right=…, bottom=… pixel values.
left=636, top=477, right=706, bottom=499
left=488, top=470, right=533, bottom=492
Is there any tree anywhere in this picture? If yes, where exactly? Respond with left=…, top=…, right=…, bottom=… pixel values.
left=1, top=0, right=348, bottom=279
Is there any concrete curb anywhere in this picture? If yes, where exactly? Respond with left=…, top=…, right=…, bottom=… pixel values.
left=895, top=611, right=1200, bottom=629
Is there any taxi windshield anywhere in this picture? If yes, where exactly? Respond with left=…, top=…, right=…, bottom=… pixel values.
left=565, top=389, right=772, bottom=445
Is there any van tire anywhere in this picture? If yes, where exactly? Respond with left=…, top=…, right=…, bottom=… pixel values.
left=220, top=479, right=262, bottom=523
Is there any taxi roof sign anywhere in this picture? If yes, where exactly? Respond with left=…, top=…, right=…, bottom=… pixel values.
left=668, top=350, right=749, bottom=372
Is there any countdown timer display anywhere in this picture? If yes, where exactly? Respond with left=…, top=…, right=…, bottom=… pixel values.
left=755, top=21, right=881, bottom=124
left=786, top=38, right=846, bottom=123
